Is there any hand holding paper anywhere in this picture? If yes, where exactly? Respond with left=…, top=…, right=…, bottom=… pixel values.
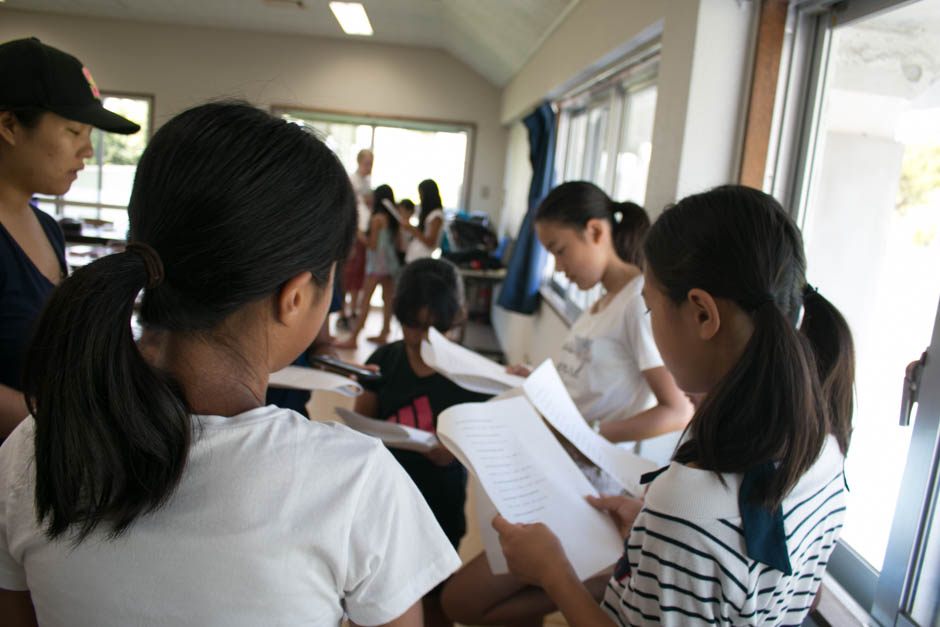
left=491, top=515, right=576, bottom=589
left=437, top=396, right=622, bottom=580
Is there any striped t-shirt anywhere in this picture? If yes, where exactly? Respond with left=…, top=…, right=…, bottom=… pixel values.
left=602, top=435, right=846, bottom=626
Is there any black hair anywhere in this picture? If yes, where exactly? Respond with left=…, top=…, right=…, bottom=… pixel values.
left=370, top=183, right=399, bottom=239
left=23, top=101, right=357, bottom=541
left=535, top=181, right=650, bottom=266
left=394, top=258, right=465, bottom=332
left=644, top=185, right=854, bottom=509
left=417, top=178, right=444, bottom=230
left=3, top=107, right=45, bottom=128
left=399, top=198, right=415, bottom=212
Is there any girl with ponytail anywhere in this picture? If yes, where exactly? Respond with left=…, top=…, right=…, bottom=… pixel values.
left=475, top=185, right=855, bottom=626
left=0, top=102, right=461, bottom=626
left=510, top=181, right=692, bottom=463
left=443, top=181, right=691, bottom=626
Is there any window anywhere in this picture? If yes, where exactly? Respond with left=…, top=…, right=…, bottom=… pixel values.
left=770, top=1, right=940, bottom=624
left=546, top=51, right=659, bottom=314
left=34, top=94, right=153, bottom=238
left=273, top=108, right=473, bottom=211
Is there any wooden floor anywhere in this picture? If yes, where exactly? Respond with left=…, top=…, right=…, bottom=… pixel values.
left=307, top=304, right=568, bottom=626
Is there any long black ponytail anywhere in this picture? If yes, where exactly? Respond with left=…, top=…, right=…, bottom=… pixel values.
left=23, top=102, right=357, bottom=541
left=644, top=185, right=854, bottom=509
left=535, top=181, right=650, bottom=266
left=417, top=178, right=443, bottom=230
left=371, top=184, right=399, bottom=240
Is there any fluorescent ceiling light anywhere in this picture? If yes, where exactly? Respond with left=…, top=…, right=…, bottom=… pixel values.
left=329, top=2, right=373, bottom=36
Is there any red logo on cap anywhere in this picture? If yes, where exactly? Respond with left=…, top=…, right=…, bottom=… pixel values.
left=82, top=67, right=101, bottom=100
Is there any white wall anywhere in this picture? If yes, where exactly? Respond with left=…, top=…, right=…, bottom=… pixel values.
left=496, top=121, right=532, bottom=240
left=0, top=8, right=508, bottom=218
left=492, top=0, right=756, bottom=359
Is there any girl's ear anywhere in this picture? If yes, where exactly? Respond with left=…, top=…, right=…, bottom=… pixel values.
left=275, top=271, right=318, bottom=326
left=0, top=111, right=19, bottom=147
left=686, top=288, right=721, bottom=341
left=584, top=217, right=607, bottom=244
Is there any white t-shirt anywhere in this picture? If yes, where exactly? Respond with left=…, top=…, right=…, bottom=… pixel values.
left=405, top=208, right=444, bottom=263
left=0, top=407, right=461, bottom=627
left=349, top=171, right=372, bottom=232
left=603, top=436, right=847, bottom=625
left=555, top=275, right=677, bottom=464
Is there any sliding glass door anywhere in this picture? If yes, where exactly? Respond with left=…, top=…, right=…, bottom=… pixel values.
left=772, top=1, right=940, bottom=624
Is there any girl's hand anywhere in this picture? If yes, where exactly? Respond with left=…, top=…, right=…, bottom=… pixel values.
left=425, top=445, right=456, bottom=467
left=491, top=515, right=575, bottom=588
left=586, top=494, right=643, bottom=539
left=505, top=364, right=533, bottom=377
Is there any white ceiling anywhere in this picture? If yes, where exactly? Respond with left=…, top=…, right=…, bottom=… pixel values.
left=3, top=0, right=577, bottom=85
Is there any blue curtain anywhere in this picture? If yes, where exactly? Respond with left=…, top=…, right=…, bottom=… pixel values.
left=497, top=101, right=556, bottom=314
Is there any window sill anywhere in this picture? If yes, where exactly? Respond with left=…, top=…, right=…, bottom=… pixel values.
left=808, top=575, right=873, bottom=627
left=539, top=283, right=581, bottom=327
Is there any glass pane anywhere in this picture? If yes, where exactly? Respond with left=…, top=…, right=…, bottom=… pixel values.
left=64, top=96, right=149, bottom=209
left=297, top=119, right=373, bottom=175
left=32, top=198, right=58, bottom=217
left=62, top=205, right=100, bottom=223
left=371, top=126, right=468, bottom=210
left=582, top=104, right=609, bottom=186
left=614, top=85, right=656, bottom=205
left=564, top=112, right=587, bottom=182
left=911, top=484, right=939, bottom=624
left=800, top=1, right=940, bottom=571
left=100, top=208, right=129, bottom=238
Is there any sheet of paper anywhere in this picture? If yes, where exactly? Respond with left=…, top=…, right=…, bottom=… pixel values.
left=522, top=360, right=657, bottom=496
left=472, top=477, right=508, bottom=574
left=421, top=327, right=525, bottom=395
left=335, top=407, right=439, bottom=453
left=437, top=396, right=622, bottom=580
left=381, top=198, right=403, bottom=223
left=268, top=365, right=363, bottom=397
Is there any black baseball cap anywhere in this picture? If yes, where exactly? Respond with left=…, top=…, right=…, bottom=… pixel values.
left=0, top=37, right=140, bottom=135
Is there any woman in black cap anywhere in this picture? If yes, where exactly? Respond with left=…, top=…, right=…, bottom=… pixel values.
left=0, top=37, right=139, bottom=437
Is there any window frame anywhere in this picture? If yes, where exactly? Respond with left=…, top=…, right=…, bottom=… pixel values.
left=35, top=91, right=154, bottom=227
left=546, top=49, right=660, bottom=315
left=769, top=2, right=940, bottom=624
left=270, top=105, right=475, bottom=213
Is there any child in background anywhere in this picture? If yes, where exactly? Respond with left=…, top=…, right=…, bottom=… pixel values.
left=355, top=258, right=491, bottom=627
left=336, top=184, right=400, bottom=348
left=0, top=102, right=459, bottom=626
left=402, top=179, right=446, bottom=263
left=397, top=198, right=416, bottom=265
left=448, top=185, right=855, bottom=626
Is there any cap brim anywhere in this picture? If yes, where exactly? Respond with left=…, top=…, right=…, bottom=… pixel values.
left=49, top=102, right=141, bottom=135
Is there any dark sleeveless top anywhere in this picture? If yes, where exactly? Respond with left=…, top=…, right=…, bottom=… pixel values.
left=0, top=206, right=66, bottom=391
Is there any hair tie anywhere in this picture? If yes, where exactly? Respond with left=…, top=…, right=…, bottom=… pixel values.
left=612, top=211, right=623, bottom=224
left=756, top=293, right=776, bottom=309
left=126, top=242, right=165, bottom=289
